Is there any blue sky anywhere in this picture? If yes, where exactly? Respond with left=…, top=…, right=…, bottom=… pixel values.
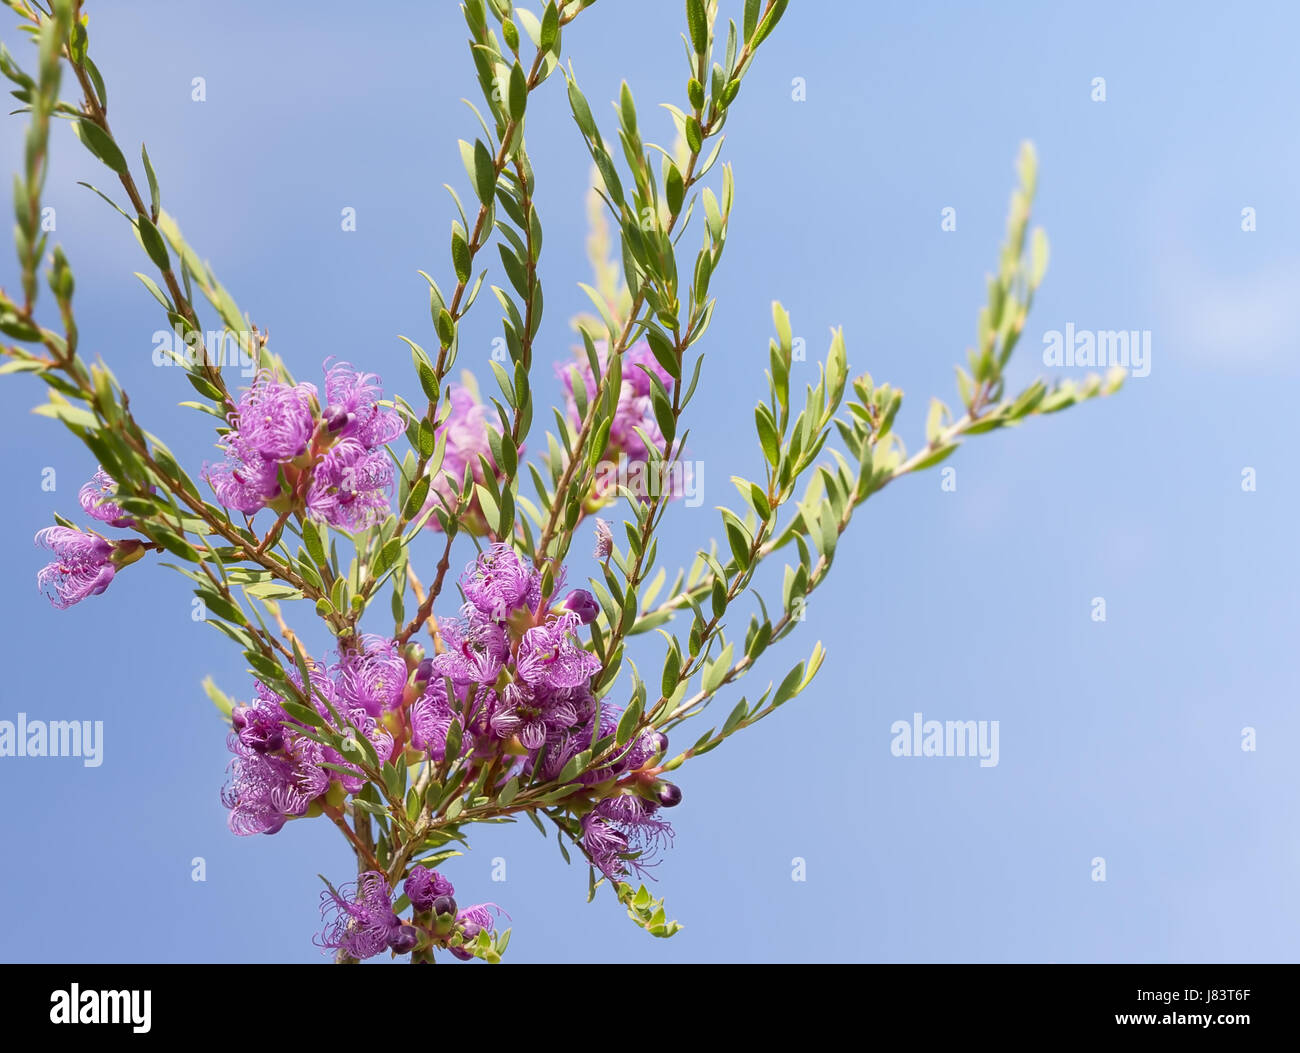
left=0, top=0, right=1296, bottom=962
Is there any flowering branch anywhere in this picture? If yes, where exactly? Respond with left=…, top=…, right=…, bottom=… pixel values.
left=1, top=0, right=1122, bottom=962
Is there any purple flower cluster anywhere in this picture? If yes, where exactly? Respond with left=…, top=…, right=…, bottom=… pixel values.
left=316, top=871, right=411, bottom=959
left=222, top=638, right=409, bottom=836
left=36, top=466, right=153, bottom=609
left=422, top=384, right=503, bottom=535
left=580, top=792, right=676, bottom=881
left=223, top=545, right=681, bottom=952
left=415, top=544, right=604, bottom=757
left=205, top=362, right=402, bottom=529
left=34, top=526, right=117, bottom=609
left=402, top=865, right=503, bottom=961
left=558, top=338, right=677, bottom=500
left=78, top=466, right=133, bottom=527
left=404, top=864, right=455, bottom=910
left=316, top=867, right=501, bottom=961
left=400, top=545, right=678, bottom=879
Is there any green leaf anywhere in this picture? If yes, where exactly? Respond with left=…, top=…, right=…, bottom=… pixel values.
left=473, top=138, right=497, bottom=204
left=617, top=882, right=683, bottom=938
left=721, top=697, right=748, bottom=735
left=661, top=641, right=682, bottom=697
left=403, top=475, right=430, bottom=521
left=912, top=443, right=958, bottom=470
left=619, top=80, right=637, bottom=135
left=373, top=538, right=402, bottom=576
left=685, top=115, right=702, bottom=153
left=755, top=403, right=779, bottom=467
left=141, top=144, right=161, bottom=218
left=452, top=228, right=472, bottom=283
left=665, top=163, right=685, bottom=215
left=436, top=309, right=457, bottom=349
left=302, top=520, right=327, bottom=566
left=153, top=530, right=201, bottom=563
left=773, top=661, right=804, bottom=707
left=508, top=62, right=528, bottom=121
left=280, top=699, right=322, bottom=727
left=645, top=327, right=681, bottom=380
left=616, top=696, right=643, bottom=745
left=1030, top=226, right=1049, bottom=288
left=72, top=119, right=127, bottom=174
left=202, top=675, right=234, bottom=719
left=687, top=0, right=708, bottom=54
left=136, top=214, right=170, bottom=270
left=566, top=77, right=597, bottom=139
left=244, top=582, right=304, bottom=601
left=540, top=1, right=560, bottom=51
left=649, top=385, right=675, bottom=445
left=752, top=0, right=789, bottom=48
left=497, top=776, right=521, bottom=806
left=418, top=360, right=441, bottom=402
left=417, top=417, right=437, bottom=457
left=702, top=641, right=734, bottom=695
left=32, top=401, right=97, bottom=430
left=557, top=749, right=591, bottom=785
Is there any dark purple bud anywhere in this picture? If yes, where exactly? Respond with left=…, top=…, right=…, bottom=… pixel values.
left=387, top=924, right=420, bottom=954
left=235, top=704, right=287, bottom=753
left=561, top=588, right=599, bottom=625
left=414, top=657, right=434, bottom=687
left=431, top=895, right=459, bottom=937
left=450, top=921, right=481, bottom=961
left=323, top=405, right=350, bottom=433
left=647, top=731, right=668, bottom=756
left=656, top=781, right=682, bottom=808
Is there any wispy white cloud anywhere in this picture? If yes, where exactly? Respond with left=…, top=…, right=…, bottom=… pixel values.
left=1160, top=261, right=1300, bottom=370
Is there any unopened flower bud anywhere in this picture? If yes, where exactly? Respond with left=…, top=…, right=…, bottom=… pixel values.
left=414, top=658, right=434, bottom=689
left=404, top=642, right=425, bottom=670
left=323, top=405, right=350, bottom=433
left=431, top=895, right=458, bottom=936
left=450, top=922, right=480, bottom=961
left=655, top=781, right=682, bottom=808
left=324, top=780, right=347, bottom=809
left=560, top=588, right=599, bottom=625
left=387, top=924, right=420, bottom=954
